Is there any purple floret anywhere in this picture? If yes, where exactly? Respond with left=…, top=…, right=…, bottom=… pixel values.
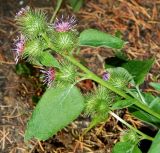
left=15, top=6, right=30, bottom=18
left=41, top=68, right=55, bottom=87
left=13, top=34, right=25, bottom=63
left=102, top=72, right=110, bottom=81
left=53, top=15, right=76, bottom=32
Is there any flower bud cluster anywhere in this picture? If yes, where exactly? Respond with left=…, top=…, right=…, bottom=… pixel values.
left=13, top=7, right=48, bottom=64
left=13, top=7, right=79, bottom=64
left=13, top=7, right=79, bottom=87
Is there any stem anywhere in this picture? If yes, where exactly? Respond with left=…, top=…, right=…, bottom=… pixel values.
left=66, top=56, right=129, bottom=98
left=50, top=0, right=63, bottom=23
left=64, top=56, right=160, bottom=120
left=73, top=77, right=89, bottom=86
left=41, top=33, right=160, bottom=120
left=109, top=111, right=154, bottom=141
left=136, top=86, right=146, bottom=104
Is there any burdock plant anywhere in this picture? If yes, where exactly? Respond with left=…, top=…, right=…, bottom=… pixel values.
left=13, top=4, right=160, bottom=153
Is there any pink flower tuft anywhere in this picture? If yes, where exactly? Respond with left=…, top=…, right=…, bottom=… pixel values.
left=41, top=68, right=55, bottom=87
left=15, top=6, right=30, bottom=18
left=13, top=34, right=25, bottom=63
left=53, top=15, right=76, bottom=32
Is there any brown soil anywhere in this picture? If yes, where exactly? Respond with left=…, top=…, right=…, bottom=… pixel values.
left=0, top=0, right=160, bottom=153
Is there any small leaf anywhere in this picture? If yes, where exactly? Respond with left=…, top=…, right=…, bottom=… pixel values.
left=112, top=142, right=141, bottom=153
left=129, top=93, right=160, bottom=128
left=143, top=93, right=155, bottom=103
left=143, top=93, right=160, bottom=114
left=113, top=50, right=128, bottom=60
left=15, top=63, right=31, bottom=75
left=25, top=84, right=84, bottom=140
left=115, top=30, right=123, bottom=38
left=122, top=59, right=154, bottom=85
left=129, top=107, right=160, bottom=128
left=112, top=99, right=134, bottom=110
left=39, top=52, right=60, bottom=68
left=69, top=0, right=83, bottom=12
left=147, top=97, right=160, bottom=114
left=149, top=82, right=160, bottom=91
left=79, top=29, right=125, bottom=49
left=148, top=130, right=160, bottom=153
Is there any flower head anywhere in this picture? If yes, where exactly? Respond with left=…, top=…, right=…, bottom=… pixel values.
left=41, top=68, right=55, bottom=87
left=15, top=6, right=30, bottom=18
left=102, top=72, right=110, bottom=81
left=13, top=34, right=25, bottom=63
left=106, top=67, right=133, bottom=89
left=15, top=7, right=47, bottom=38
left=53, top=15, right=76, bottom=32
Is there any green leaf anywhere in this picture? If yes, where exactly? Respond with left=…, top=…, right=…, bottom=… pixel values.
left=25, top=84, right=84, bottom=140
left=79, top=29, right=125, bottom=49
left=129, top=93, right=160, bottom=128
left=133, top=146, right=142, bottom=153
left=129, top=108, right=160, bottom=128
left=143, top=93, right=155, bottom=103
left=147, top=97, right=160, bottom=114
left=143, top=93, right=160, bottom=114
left=149, top=82, right=160, bottom=91
left=122, top=59, right=154, bottom=85
left=39, top=52, right=60, bottom=68
left=112, top=142, right=141, bottom=153
left=112, top=99, right=134, bottom=110
left=148, top=130, right=160, bottom=153
left=69, top=0, right=83, bottom=12
left=113, top=50, right=128, bottom=60
left=15, top=63, right=31, bottom=75
left=115, top=30, right=123, bottom=38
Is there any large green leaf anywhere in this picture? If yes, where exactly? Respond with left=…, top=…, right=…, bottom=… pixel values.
left=111, top=99, right=134, bottom=110
left=148, top=130, right=160, bottom=153
left=25, top=84, right=84, bottom=140
left=122, top=59, right=154, bottom=85
left=112, top=142, right=141, bottom=153
left=79, top=29, right=125, bottom=49
left=39, top=52, right=60, bottom=68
